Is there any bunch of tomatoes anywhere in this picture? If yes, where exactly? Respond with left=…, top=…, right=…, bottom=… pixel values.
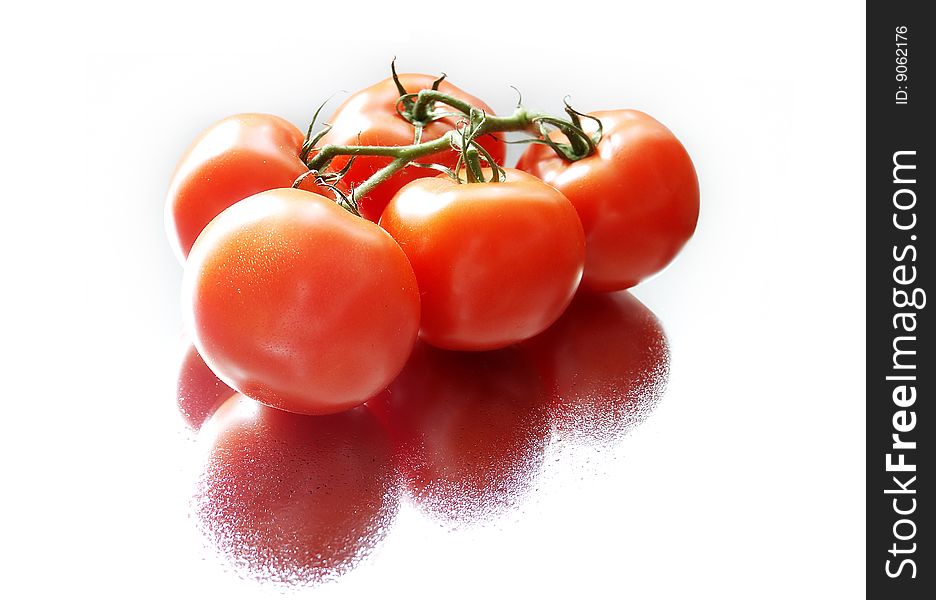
left=167, top=67, right=699, bottom=418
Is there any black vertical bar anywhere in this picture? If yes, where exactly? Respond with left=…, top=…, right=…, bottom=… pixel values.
left=867, top=2, right=931, bottom=597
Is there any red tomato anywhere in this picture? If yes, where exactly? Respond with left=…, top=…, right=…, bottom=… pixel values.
left=517, top=110, right=700, bottom=291
left=523, top=291, right=669, bottom=444
left=369, top=342, right=548, bottom=522
left=165, top=113, right=344, bottom=262
left=194, top=394, right=398, bottom=584
left=315, top=74, right=507, bottom=221
left=183, top=188, right=420, bottom=415
left=165, top=114, right=307, bottom=261
left=175, top=343, right=236, bottom=430
left=380, top=169, right=585, bottom=351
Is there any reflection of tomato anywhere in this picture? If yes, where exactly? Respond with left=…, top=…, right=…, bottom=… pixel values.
left=523, top=291, right=669, bottom=443
left=369, top=343, right=548, bottom=522
left=194, top=394, right=398, bottom=584
left=316, top=74, right=507, bottom=221
left=517, top=110, right=699, bottom=291
left=183, top=188, right=420, bottom=415
left=380, top=169, right=585, bottom=351
left=175, top=343, right=235, bottom=430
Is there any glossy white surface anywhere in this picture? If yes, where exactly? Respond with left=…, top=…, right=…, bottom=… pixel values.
left=5, top=1, right=864, bottom=597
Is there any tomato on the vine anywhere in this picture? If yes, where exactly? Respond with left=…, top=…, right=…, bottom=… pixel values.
left=517, top=109, right=700, bottom=291
left=165, top=113, right=345, bottom=262
left=165, top=114, right=307, bottom=261
left=183, top=187, right=420, bottom=415
left=380, top=169, right=585, bottom=351
left=316, top=73, right=507, bottom=221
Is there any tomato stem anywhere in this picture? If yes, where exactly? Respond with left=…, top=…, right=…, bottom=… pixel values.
left=462, top=147, right=484, bottom=183
left=409, top=89, right=474, bottom=123
left=291, top=168, right=362, bottom=216
left=305, top=95, right=600, bottom=212
left=353, top=156, right=411, bottom=200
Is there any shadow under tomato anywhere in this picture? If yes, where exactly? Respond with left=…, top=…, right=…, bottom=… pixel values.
left=175, top=343, right=236, bottom=430
left=523, top=291, right=670, bottom=446
left=369, top=343, right=550, bottom=524
left=192, top=394, right=399, bottom=586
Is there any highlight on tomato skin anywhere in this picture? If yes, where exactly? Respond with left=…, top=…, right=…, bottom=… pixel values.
left=521, top=291, right=670, bottom=445
left=193, top=394, right=400, bottom=586
left=182, top=187, right=421, bottom=417
left=315, top=73, right=507, bottom=222
left=175, top=342, right=236, bottom=430
left=368, top=342, right=550, bottom=524
left=517, top=109, right=700, bottom=292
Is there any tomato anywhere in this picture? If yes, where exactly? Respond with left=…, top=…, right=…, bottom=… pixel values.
left=175, top=342, right=236, bottom=430
left=165, top=113, right=345, bottom=262
left=379, top=169, right=585, bottom=351
left=522, top=291, right=669, bottom=444
left=369, top=342, right=548, bottom=522
left=517, top=110, right=700, bottom=291
left=165, top=114, right=306, bottom=261
left=183, top=187, right=420, bottom=415
left=315, top=73, right=507, bottom=221
left=194, top=394, right=398, bottom=584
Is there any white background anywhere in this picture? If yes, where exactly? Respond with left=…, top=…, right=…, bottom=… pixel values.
left=3, top=1, right=864, bottom=597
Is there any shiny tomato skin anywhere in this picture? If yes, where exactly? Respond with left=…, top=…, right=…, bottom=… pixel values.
left=165, top=113, right=309, bottom=262
left=517, top=110, right=700, bottom=291
left=380, top=169, right=585, bottom=351
left=183, top=188, right=420, bottom=415
left=194, top=394, right=398, bottom=583
left=317, top=74, right=507, bottom=222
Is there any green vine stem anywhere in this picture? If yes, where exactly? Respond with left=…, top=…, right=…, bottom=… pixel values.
left=408, top=89, right=474, bottom=123
left=304, top=89, right=601, bottom=207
